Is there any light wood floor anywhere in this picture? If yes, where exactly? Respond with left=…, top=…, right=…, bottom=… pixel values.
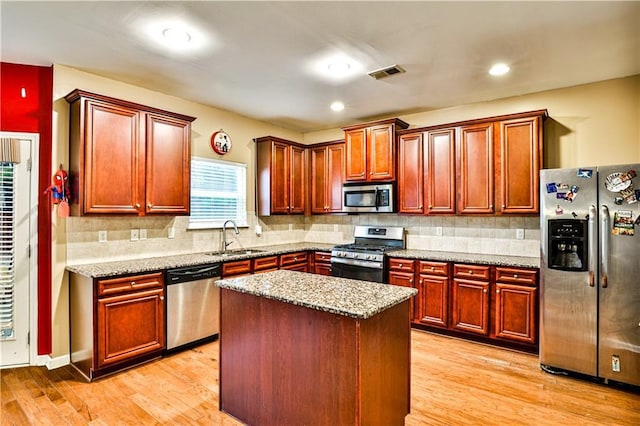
left=2, top=330, right=638, bottom=425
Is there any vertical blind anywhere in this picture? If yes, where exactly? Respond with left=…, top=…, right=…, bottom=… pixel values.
left=189, top=157, right=247, bottom=229
left=0, top=162, right=15, bottom=340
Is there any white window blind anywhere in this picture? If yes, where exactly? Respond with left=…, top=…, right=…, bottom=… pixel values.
left=189, top=157, right=247, bottom=229
left=0, top=162, right=16, bottom=340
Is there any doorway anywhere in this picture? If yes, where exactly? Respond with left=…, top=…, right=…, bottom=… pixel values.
left=0, top=132, right=38, bottom=368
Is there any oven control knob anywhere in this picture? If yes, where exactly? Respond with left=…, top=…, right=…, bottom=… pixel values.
left=353, top=253, right=360, bottom=259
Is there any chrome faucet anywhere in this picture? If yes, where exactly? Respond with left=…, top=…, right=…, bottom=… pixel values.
left=222, top=220, right=240, bottom=252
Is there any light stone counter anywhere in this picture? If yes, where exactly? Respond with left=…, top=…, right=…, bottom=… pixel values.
left=390, top=249, right=540, bottom=268
left=216, top=269, right=417, bottom=320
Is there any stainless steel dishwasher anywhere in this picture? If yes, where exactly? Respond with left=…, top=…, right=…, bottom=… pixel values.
left=165, top=262, right=221, bottom=351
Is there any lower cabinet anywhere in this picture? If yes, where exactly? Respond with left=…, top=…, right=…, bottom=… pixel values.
left=387, top=257, right=539, bottom=350
left=253, top=256, right=279, bottom=274
left=313, top=251, right=332, bottom=275
left=451, top=264, right=491, bottom=336
left=222, top=259, right=252, bottom=277
left=279, top=251, right=309, bottom=272
left=70, top=271, right=165, bottom=381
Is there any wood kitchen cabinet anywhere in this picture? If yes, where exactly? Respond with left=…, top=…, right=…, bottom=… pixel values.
left=279, top=251, right=309, bottom=272
left=253, top=256, right=279, bottom=274
left=388, top=258, right=417, bottom=321
left=416, top=261, right=450, bottom=328
left=65, top=89, right=195, bottom=216
left=494, top=267, right=538, bottom=345
left=222, top=260, right=252, bottom=277
left=310, top=142, right=345, bottom=213
left=256, top=136, right=306, bottom=216
left=313, top=251, right=332, bottom=276
left=343, top=118, right=409, bottom=181
left=397, top=110, right=546, bottom=216
left=451, top=264, right=490, bottom=336
left=70, top=271, right=165, bottom=381
left=495, top=116, right=543, bottom=214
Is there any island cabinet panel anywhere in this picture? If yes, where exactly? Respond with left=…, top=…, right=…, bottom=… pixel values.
left=343, top=118, right=409, bottom=182
left=494, top=267, right=538, bottom=344
left=457, top=123, right=494, bottom=214
left=219, top=288, right=411, bottom=426
left=69, top=271, right=165, bottom=381
left=496, top=116, right=542, bottom=214
left=255, top=136, right=307, bottom=216
left=451, top=264, right=491, bottom=336
left=65, top=89, right=195, bottom=216
left=310, top=142, right=345, bottom=213
left=416, top=261, right=450, bottom=328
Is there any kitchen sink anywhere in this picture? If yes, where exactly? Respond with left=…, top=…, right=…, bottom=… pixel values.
left=207, top=249, right=266, bottom=257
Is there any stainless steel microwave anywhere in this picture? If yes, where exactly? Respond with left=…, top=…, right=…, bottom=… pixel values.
left=342, top=183, right=394, bottom=213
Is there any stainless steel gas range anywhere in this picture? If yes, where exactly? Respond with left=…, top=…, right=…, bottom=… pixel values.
left=331, top=225, right=405, bottom=283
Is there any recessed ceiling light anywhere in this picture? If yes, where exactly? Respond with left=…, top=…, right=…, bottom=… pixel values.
left=327, top=62, right=351, bottom=75
left=162, top=27, right=192, bottom=44
left=330, top=101, right=345, bottom=112
left=489, top=63, right=510, bottom=76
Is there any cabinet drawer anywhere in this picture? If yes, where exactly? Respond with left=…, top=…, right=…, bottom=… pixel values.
left=453, top=264, right=490, bottom=280
left=389, top=258, right=415, bottom=271
left=417, top=261, right=448, bottom=277
left=279, top=251, right=308, bottom=267
left=222, top=260, right=252, bottom=277
left=495, top=267, right=537, bottom=286
left=253, top=256, right=279, bottom=271
left=314, top=252, right=332, bottom=263
left=98, top=272, right=163, bottom=297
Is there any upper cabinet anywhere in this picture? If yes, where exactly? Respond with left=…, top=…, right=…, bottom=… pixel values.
left=65, top=90, right=195, bottom=216
left=343, top=118, right=409, bottom=182
left=398, top=110, right=546, bottom=216
left=310, top=141, right=345, bottom=214
left=255, top=136, right=307, bottom=216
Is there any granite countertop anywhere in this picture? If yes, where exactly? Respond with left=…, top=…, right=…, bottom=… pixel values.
left=390, top=250, right=540, bottom=269
left=216, top=269, right=417, bottom=320
left=66, top=243, right=335, bottom=278
left=66, top=242, right=540, bottom=278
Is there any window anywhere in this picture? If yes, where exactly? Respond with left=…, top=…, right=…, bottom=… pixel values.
left=0, top=162, right=15, bottom=339
left=189, top=157, right=247, bottom=229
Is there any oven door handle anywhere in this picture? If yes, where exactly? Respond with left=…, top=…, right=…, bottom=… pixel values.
left=375, top=188, right=380, bottom=211
left=330, top=257, right=384, bottom=269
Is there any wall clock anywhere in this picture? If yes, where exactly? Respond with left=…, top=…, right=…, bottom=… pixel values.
left=211, top=129, right=232, bottom=155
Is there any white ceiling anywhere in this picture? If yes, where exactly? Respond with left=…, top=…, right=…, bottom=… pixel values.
left=2, top=1, right=639, bottom=132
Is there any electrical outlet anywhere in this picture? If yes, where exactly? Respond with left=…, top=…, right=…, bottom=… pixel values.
left=168, top=227, right=175, bottom=239
left=255, top=225, right=262, bottom=236
left=139, top=229, right=147, bottom=240
left=435, top=226, right=443, bottom=236
left=130, top=229, right=139, bottom=241
left=516, top=228, right=525, bottom=240
left=612, top=355, right=621, bottom=372
left=98, top=230, right=107, bottom=243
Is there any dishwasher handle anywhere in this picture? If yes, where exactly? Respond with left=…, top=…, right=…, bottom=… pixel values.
left=166, top=264, right=222, bottom=284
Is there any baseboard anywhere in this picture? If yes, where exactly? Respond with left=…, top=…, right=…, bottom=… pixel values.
left=44, top=354, right=70, bottom=370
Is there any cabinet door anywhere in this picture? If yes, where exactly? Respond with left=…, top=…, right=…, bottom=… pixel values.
left=289, top=145, right=306, bottom=214
left=145, top=113, right=191, bottom=214
left=425, top=128, right=456, bottom=214
left=497, top=116, right=541, bottom=213
left=457, top=124, right=494, bottom=214
left=417, top=275, right=449, bottom=328
left=452, top=278, right=490, bottom=335
left=368, top=124, right=395, bottom=180
left=326, top=144, right=345, bottom=212
left=84, top=100, right=142, bottom=214
left=310, top=147, right=328, bottom=214
left=495, top=283, right=537, bottom=344
left=345, top=128, right=367, bottom=181
left=271, top=142, right=290, bottom=214
left=398, top=133, right=424, bottom=214
left=388, top=270, right=417, bottom=321
left=96, top=288, right=164, bottom=369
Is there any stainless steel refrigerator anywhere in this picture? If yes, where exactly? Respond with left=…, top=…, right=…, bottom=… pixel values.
left=540, top=164, right=640, bottom=386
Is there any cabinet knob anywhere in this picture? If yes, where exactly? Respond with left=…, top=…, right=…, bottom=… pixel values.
left=131, top=281, right=136, bottom=286
left=468, top=270, right=473, bottom=275
left=496, top=289, right=501, bottom=294
left=513, top=274, right=518, bottom=279
left=483, top=289, right=488, bottom=293
left=409, top=278, right=413, bottom=283
left=135, top=203, right=140, bottom=209
left=430, top=266, right=435, bottom=271
left=490, top=205, right=494, bottom=209
left=369, top=172, right=373, bottom=175
left=502, top=205, right=506, bottom=209
left=160, top=296, right=164, bottom=301
left=428, top=205, right=432, bottom=209
left=148, top=203, right=152, bottom=208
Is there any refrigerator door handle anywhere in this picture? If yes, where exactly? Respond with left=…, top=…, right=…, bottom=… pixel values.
left=600, top=205, right=610, bottom=288
left=588, top=205, right=597, bottom=287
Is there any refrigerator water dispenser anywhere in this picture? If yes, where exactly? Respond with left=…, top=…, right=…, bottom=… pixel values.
left=548, top=219, right=588, bottom=271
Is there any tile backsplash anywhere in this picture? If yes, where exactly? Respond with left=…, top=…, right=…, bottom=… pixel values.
left=66, top=213, right=540, bottom=264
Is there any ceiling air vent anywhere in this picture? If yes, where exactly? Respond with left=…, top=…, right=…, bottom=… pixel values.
left=368, top=64, right=406, bottom=80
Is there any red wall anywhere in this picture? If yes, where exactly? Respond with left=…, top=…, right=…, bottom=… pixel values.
left=1, top=62, right=53, bottom=355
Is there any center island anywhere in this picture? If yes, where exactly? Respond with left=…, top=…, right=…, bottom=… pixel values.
left=216, top=269, right=418, bottom=426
